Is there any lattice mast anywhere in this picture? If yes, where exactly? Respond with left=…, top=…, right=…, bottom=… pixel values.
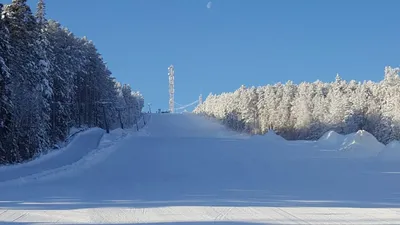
left=199, top=94, right=203, bottom=105
left=168, top=65, right=175, bottom=113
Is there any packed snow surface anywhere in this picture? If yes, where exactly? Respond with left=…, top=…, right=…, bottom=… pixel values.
left=378, top=140, right=400, bottom=161
left=1, top=113, right=400, bottom=224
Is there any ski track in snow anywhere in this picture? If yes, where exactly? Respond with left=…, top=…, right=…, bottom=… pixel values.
left=1, top=113, right=400, bottom=224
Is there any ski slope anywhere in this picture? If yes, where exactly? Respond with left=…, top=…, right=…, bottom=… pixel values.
left=1, top=113, right=400, bottom=224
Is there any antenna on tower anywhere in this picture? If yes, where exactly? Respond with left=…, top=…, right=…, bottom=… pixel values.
left=168, top=65, right=175, bottom=113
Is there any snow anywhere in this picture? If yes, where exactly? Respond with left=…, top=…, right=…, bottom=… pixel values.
left=252, top=129, right=286, bottom=142
left=339, top=130, right=385, bottom=158
left=317, top=130, right=346, bottom=149
left=0, top=127, right=133, bottom=187
left=314, top=130, right=387, bottom=158
left=0, top=127, right=104, bottom=174
left=68, top=126, right=88, bottom=136
left=377, top=140, right=400, bottom=161
left=1, top=113, right=400, bottom=224
left=98, top=128, right=126, bottom=147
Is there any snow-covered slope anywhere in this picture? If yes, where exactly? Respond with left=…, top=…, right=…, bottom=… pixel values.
left=0, top=113, right=400, bottom=224
left=0, top=128, right=105, bottom=181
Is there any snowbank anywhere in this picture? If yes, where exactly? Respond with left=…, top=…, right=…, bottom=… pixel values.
left=99, top=128, right=127, bottom=148
left=318, top=131, right=346, bottom=149
left=339, top=130, right=385, bottom=158
left=0, top=127, right=105, bottom=173
left=252, top=129, right=285, bottom=142
left=68, top=126, right=89, bottom=136
left=0, top=128, right=132, bottom=187
left=377, top=141, right=400, bottom=161
left=0, top=117, right=152, bottom=187
left=315, top=130, right=385, bottom=158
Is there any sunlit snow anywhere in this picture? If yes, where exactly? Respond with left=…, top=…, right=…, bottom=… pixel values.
left=0, top=113, right=400, bottom=224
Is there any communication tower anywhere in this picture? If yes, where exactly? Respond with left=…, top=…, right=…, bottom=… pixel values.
left=168, top=65, right=175, bottom=113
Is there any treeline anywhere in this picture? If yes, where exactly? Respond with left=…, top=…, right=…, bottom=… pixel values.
left=194, top=66, right=400, bottom=144
left=0, top=0, right=144, bottom=164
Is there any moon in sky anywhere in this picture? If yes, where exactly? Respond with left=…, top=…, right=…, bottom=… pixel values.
left=207, top=1, right=212, bottom=9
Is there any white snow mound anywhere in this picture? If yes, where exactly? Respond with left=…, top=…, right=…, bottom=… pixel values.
left=266, top=129, right=285, bottom=140
left=252, top=129, right=285, bottom=142
left=0, top=128, right=130, bottom=187
left=68, top=126, right=88, bottom=136
left=0, top=127, right=104, bottom=172
left=339, top=130, right=384, bottom=158
left=377, top=141, right=400, bottom=161
left=318, top=130, right=345, bottom=149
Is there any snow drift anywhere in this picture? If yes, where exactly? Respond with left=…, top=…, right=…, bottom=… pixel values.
left=252, top=129, right=286, bottom=142
left=0, top=127, right=105, bottom=174
left=0, top=127, right=133, bottom=187
left=318, top=130, right=346, bottom=149
left=339, top=130, right=385, bottom=158
left=315, top=130, right=385, bottom=158
left=98, top=128, right=128, bottom=149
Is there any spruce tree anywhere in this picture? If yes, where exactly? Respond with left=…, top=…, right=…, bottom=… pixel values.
left=0, top=13, right=18, bottom=163
left=36, top=0, right=46, bottom=25
left=3, top=0, right=52, bottom=159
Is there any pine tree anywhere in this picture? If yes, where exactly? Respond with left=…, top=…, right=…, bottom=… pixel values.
left=193, top=67, right=400, bottom=144
left=46, top=20, right=75, bottom=142
left=0, top=13, right=18, bottom=163
left=0, top=1, right=145, bottom=164
left=291, top=82, right=314, bottom=139
left=35, top=0, right=46, bottom=25
left=3, top=0, right=44, bottom=160
left=35, top=9, right=53, bottom=151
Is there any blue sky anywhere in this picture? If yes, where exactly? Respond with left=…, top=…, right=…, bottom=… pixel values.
left=15, top=0, right=400, bottom=111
